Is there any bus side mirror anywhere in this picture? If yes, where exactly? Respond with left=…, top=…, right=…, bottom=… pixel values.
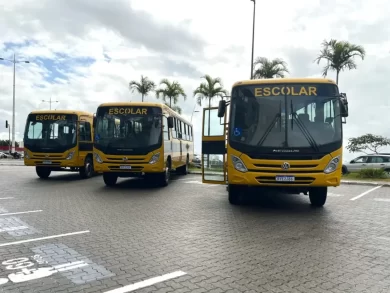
left=93, top=117, right=96, bottom=128
left=218, top=100, right=226, bottom=118
left=5, top=120, right=8, bottom=128
left=167, top=117, right=174, bottom=128
left=340, top=93, right=348, bottom=117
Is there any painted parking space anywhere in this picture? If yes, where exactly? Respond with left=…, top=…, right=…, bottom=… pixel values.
left=1, top=166, right=390, bottom=292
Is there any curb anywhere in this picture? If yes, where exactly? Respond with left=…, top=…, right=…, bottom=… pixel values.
left=188, top=171, right=390, bottom=187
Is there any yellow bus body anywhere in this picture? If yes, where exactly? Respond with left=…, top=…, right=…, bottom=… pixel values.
left=93, top=102, right=194, bottom=186
left=201, top=78, right=349, bottom=207
left=23, top=110, right=95, bottom=179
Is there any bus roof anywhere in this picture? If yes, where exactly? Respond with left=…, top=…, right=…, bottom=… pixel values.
left=232, top=78, right=337, bottom=87
left=97, top=102, right=193, bottom=125
left=28, top=110, right=93, bottom=116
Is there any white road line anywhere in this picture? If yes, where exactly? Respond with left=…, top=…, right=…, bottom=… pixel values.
left=103, top=271, right=187, bottom=293
left=328, top=193, right=344, bottom=197
left=0, top=210, right=43, bottom=216
left=0, top=197, right=14, bottom=200
left=0, top=230, right=90, bottom=247
left=350, top=185, right=383, bottom=201
left=377, top=236, right=390, bottom=241
left=374, top=198, right=390, bottom=202
left=0, top=226, right=28, bottom=232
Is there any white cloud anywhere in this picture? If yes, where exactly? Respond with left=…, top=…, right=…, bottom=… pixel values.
left=0, top=0, right=389, bottom=163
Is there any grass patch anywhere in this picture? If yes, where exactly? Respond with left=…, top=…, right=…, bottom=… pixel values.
left=343, top=170, right=390, bottom=181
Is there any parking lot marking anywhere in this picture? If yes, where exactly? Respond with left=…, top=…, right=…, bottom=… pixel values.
left=103, top=270, right=187, bottom=293
left=0, top=210, right=43, bottom=216
left=0, top=230, right=90, bottom=247
left=0, top=197, right=14, bottom=200
left=374, top=198, right=390, bottom=202
left=350, top=185, right=382, bottom=201
left=377, top=236, right=390, bottom=241
left=0, top=226, right=28, bottom=233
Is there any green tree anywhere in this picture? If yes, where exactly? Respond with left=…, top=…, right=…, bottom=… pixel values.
left=314, top=39, right=366, bottom=84
left=155, top=79, right=187, bottom=113
left=346, top=134, right=390, bottom=154
left=252, top=57, right=289, bottom=79
left=0, top=140, right=18, bottom=147
left=129, top=75, right=156, bottom=102
left=194, top=75, right=228, bottom=168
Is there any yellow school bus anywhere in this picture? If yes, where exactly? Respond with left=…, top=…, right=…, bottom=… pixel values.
left=201, top=78, right=349, bottom=207
left=23, top=110, right=95, bottom=179
left=93, top=102, right=194, bottom=186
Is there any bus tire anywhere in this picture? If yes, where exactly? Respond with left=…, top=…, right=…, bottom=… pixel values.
left=103, top=173, right=117, bottom=186
left=158, top=161, right=171, bottom=187
left=228, top=184, right=242, bottom=205
left=177, top=159, right=189, bottom=175
left=309, top=187, right=327, bottom=207
left=36, top=167, right=51, bottom=179
left=80, top=156, right=93, bottom=179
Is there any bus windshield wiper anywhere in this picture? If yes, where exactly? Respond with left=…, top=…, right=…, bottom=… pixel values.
left=290, top=100, right=319, bottom=152
left=257, top=101, right=282, bottom=146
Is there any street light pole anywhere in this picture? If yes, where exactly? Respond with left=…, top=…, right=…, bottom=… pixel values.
left=42, top=96, right=59, bottom=110
left=190, top=104, right=199, bottom=123
left=0, top=54, right=30, bottom=154
left=250, top=0, right=256, bottom=80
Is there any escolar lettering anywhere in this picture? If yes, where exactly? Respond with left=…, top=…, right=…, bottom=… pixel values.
left=35, top=115, right=67, bottom=121
left=108, top=108, right=148, bottom=115
left=254, top=86, right=317, bottom=97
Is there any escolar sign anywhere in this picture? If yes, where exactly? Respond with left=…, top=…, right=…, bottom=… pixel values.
left=108, top=108, right=148, bottom=115
left=254, top=86, right=317, bottom=97
left=35, top=115, right=67, bottom=121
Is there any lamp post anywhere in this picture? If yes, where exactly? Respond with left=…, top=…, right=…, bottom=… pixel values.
left=250, top=0, right=256, bottom=79
left=42, top=97, right=59, bottom=110
left=0, top=54, right=30, bottom=153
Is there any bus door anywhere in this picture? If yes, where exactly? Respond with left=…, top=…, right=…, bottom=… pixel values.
left=201, top=107, right=227, bottom=184
left=77, top=118, right=93, bottom=162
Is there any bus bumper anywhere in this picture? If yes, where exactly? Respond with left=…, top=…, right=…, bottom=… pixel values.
left=228, top=168, right=341, bottom=191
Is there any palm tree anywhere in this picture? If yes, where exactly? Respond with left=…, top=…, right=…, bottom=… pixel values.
left=193, top=75, right=228, bottom=168
left=252, top=57, right=289, bottom=79
left=193, top=75, right=228, bottom=108
left=155, top=79, right=187, bottom=111
left=129, top=75, right=156, bottom=102
left=314, top=39, right=366, bottom=84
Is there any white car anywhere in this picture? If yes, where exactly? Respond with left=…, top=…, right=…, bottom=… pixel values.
left=342, top=154, right=390, bottom=174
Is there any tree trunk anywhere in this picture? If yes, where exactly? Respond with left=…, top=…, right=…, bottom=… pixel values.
left=170, top=97, right=172, bottom=107
left=336, top=70, right=340, bottom=85
left=142, top=93, right=144, bottom=102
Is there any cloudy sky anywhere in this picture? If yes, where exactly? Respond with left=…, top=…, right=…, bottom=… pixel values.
left=1, top=0, right=389, bottom=162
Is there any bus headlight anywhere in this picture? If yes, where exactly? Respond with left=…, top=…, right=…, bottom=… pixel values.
left=324, top=155, right=340, bottom=174
left=149, top=153, right=160, bottom=164
left=24, top=151, right=30, bottom=159
left=231, top=155, right=248, bottom=173
left=66, top=151, right=75, bottom=160
left=94, top=152, right=103, bottom=164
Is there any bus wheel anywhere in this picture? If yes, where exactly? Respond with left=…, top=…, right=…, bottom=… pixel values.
left=103, top=173, right=117, bottom=186
left=80, top=157, right=93, bottom=179
left=228, top=184, right=242, bottom=205
left=309, top=187, right=327, bottom=207
left=36, top=167, right=51, bottom=179
left=158, top=164, right=170, bottom=187
left=177, top=160, right=189, bottom=175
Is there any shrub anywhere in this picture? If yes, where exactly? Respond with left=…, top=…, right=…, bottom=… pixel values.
left=358, top=168, right=389, bottom=179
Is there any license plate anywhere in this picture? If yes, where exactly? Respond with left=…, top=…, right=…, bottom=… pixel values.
left=42, top=160, right=52, bottom=164
left=275, top=175, right=295, bottom=182
left=119, top=165, right=131, bottom=170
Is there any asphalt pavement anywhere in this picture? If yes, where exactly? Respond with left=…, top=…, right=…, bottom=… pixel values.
left=0, top=165, right=389, bottom=292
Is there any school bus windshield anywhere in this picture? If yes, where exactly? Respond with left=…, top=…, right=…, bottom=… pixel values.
left=229, top=83, right=342, bottom=154
left=94, top=106, right=163, bottom=155
left=24, top=114, right=78, bottom=153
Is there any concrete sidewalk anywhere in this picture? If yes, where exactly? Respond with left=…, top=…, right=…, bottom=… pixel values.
left=188, top=170, right=390, bottom=187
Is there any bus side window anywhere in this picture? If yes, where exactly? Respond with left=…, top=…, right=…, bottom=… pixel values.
left=172, top=118, right=177, bottom=138
left=163, top=116, right=170, bottom=141
left=84, top=122, right=92, bottom=141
